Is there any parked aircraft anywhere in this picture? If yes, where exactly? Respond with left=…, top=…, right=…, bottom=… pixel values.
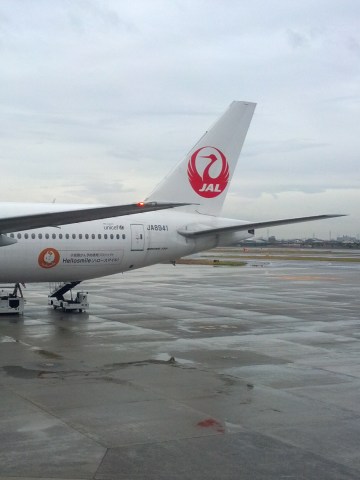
left=0, top=102, right=343, bottom=311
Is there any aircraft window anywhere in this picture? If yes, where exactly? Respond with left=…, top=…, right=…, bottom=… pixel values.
left=116, top=234, right=120, bottom=240
left=52, top=233, right=56, bottom=239
left=31, top=233, right=35, bottom=239
left=122, top=234, right=126, bottom=239
left=79, top=234, right=82, bottom=239
left=104, top=234, right=108, bottom=240
left=45, top=233, right=49, bottom=239
left=24, top=233, right=29, bottom=239
left=91, top=234, right=95, bottom=239
left=38, top=233, right=42, bottom=239
left=110, top=234, right=114, bottom=240
left=72, top=234, right=76, bottom=239
left=85, top=234, right=89, bottom=239
left=59, top=234, right=63, bottom=239
left=65, top=234, right=69, bottom=239
left=17, top=233, right=21, bottom=239
left=98, top=234, right=102, bottom=239
left=10, top=233, right=14, bottom=238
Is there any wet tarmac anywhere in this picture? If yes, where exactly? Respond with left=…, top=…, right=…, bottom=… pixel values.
left=1, top=255, right=360, bottom=479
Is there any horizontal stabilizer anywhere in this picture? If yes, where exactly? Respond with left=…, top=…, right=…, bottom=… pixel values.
left=0, top=202, right=190, bottom=234
left=178, top=214, right=346, bottom=237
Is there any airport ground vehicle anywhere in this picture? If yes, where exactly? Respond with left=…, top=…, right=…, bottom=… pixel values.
left=48, top=291, right=89, bottom=313
left=0, top=285, right=25, bottom=314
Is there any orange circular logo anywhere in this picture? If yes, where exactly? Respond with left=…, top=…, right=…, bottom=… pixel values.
left=38, top=248, right=60, bottom=269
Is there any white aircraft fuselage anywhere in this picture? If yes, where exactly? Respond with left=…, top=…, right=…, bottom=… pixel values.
left=0, top=202, right=251, bottom=283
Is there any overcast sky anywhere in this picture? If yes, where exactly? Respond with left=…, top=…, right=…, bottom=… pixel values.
left=0, top=0, right=359, bottom=239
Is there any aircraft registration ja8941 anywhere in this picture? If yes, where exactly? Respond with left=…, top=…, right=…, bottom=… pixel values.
left=0, top=101, right=344, bottom=313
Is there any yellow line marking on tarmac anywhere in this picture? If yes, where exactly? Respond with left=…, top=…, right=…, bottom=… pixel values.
left=275, top=275, right=338, bottom=281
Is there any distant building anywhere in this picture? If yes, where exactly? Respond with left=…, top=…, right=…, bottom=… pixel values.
left=268, top=235, right=276, bottom=244
left=237, top=234, right=359, bottom=249
left=336, top=235, right=357, bottom=243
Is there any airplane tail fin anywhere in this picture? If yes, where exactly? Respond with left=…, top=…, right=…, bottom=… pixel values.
left=146, top=101, right=256, bottom=216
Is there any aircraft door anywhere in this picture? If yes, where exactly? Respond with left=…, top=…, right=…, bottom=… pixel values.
left=130, top=224, right=145, bottom=251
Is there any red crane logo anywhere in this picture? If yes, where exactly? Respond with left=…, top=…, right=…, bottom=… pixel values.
left=187, top=146, right=229, bottom=198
